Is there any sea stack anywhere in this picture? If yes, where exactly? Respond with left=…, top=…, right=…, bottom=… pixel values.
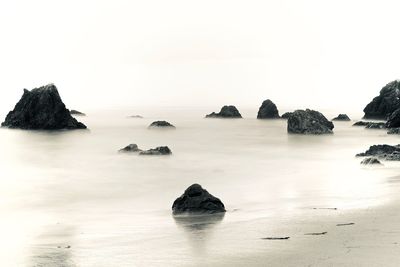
left=257, top=99, right=280, bottom=119
left=363, top=80, right=400, bottom=119
left=287, top=109, right=334, bottom=134
left=172, top=184, right=226, bottom=214
left=206, top=105, right=242, bottom=118
left=1, top=84, right=87, bottom=130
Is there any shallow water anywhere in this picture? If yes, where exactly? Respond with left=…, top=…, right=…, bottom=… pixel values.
left=1, top=107, right=400, bottom=266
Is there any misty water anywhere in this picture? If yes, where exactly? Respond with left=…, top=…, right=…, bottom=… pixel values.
left=1, top=107, right=400, bottom=266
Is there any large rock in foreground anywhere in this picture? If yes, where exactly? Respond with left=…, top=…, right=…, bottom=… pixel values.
left=206, top=105, right=242, bottom=118
left=1, top=84, right=86, bottom=130
left=257, top=99, right=279, bottom=119
left=287, top=109, right=334, bottom=134
left=363, top=80, right=400, bottom=119
left=172, top=184, right=226, bottom=214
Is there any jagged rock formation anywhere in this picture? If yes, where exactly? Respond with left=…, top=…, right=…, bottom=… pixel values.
left=119, top=144, right=142, bottom=153
left=257, top=99, right=279, bottom=119
left=386, top=108, right=400, bottom=128
left=287, top=109, right=334, bottom=134
left=139, top=146, right=172, bottom=155
left=149, top=121, right=175, bottom=128
left=172, top=184, right=226, bottom=214
left=363, top=80, right=400, bottom=119
left=206, top=105, right=242, bottom=118
left=1, top=84, right=86, bottom=130
left=332, top=114, right=350, bottom=121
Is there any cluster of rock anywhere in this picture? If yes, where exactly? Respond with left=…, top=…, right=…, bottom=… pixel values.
left=356, top=144, right=400, bottom=161
left=353, top=121, right=386, bottom=129
left=1, top=84, right=86, bottom=130
left=287, top=109, right=334, bottom=134
left=332, top=114, right=350, bottom=121
left=206, top=105, right=242, bottom=118
left=257, top=99, right=280, bottom=119
left=119, top=144, right=172, bottom=155
left=172, top=184, right=226, bottom=214
left=149, top=121, right=175, bottom=128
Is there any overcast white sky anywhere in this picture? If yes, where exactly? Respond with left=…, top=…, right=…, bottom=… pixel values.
left=0, top=0, right=399, bottom=113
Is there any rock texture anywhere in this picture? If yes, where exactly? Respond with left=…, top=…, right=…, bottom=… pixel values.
left=139, top=146, right=172, bottom=155
left=363, top=80, right=400, bottom=119
left=1, top=84, right=86, bottom=130
left=287, top=109, right=334, bottom=134
left=119, top=144, right=142, bottom=153
left=388, top=128, right=400, bottom=134
left=172, top=184, right=226, bottom=214
left=356, top=144, right=400, bottom=160
left=332, top=114, right=350, bottom=121
left=386, top=108, right=400, bottom=128
left=257, top=99, right=279, bottom=119
left=149, top=121, right=175, bottom=128
left=206, top=105, right=242, bottom=118
left=365, top=122, right=386, bottom=129
left=353, top=121, right=369, bottom=126
left=70, top=110, right=86, bottom=116
left=360, top=157, right=382, bottom=165
left=281, top=112, right=293, bottom=119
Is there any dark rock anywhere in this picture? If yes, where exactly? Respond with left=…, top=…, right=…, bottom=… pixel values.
left=287, top=109, right=334, bottom=134
left=353, top=121, right=369, bottom=126
left=1, top=84, right=87, bottom=130
left=206, top=105, right=242, bottom=118
left=356, top=144, right=400, bottom=161
left=257, top=99, right=280, bottom=119
left=70, top=110, right=86, bottom=116
left=172, top=184, right=226, bottom=214
left=365, top=122, right=386, bottom=129
left=281, top=112, right=293, bottom=119
left=386, top=108, right=400, bottom=128
left=332, top=114, right=351, bottom=121
left=149, top=121, right=175, bottom=128
left=139, top=146, right=172, bottom=155
left=360, top=157, right=382, bottom=165
left=363, top=80, right=400, bottom=119
left=387, top=128, right=400, bottom=134
left=119, top=144, right=142, bottom=153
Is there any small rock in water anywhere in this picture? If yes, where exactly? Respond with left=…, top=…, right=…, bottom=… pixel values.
left=70, top=110, right=86, bottom=116
left=353, top=121, right=369, bottom=126
left=360, top=157, right=382, bottom=165
left=172, top=184, right=226, bottom=214
left=332, top=114, right=351, bottom=121
left=365, top=122, right=386, bottom=129
left=119, top=144, right=142, bottom=153
left=287, top=109, right=334, bottom=134
left=281, top=112, right=293, bottom=119
left=205, top=105, right=242, bottom=118
left=139, top=146, right=172, bottom=155
left=149, top=121, right=175, bottom=128
left=128, top=115, right=143, bottom=118
left=257, top=99, right=280, bottom=119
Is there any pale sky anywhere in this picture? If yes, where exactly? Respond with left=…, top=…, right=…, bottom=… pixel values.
left=0, top=0, right=399, bottom=113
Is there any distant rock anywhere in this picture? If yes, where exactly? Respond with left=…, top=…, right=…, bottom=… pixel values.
left=119, top=144, right=142, bottom=153
left=332, top=114, right=350, bottom=121
left=365, top=122, right=386, bottom=129
left=281, top=112, right=293, bottom=119
left=386, top=108, right=400, bottom=128
left=363, top=80, right=400, bottom=119
left=206, top=105, right=242, bottom=118
left=70, top=110, right=86, bottom=116
left=128, top=115, right=143, bottom=118
left=257, top=99, right=280, bottom=119
left=353, top=121, right=369, bottom=126
left=387, top=128, right=400, bottom=134
left=1, top=84, right=87, bottom=130
left=149, top=121, right=175, bottom=128
left=139, top=146, right=172, bottom=155
left=172, top=184, right=226, bottom=214
left=287, top=109, right=334, bottom=134
left=360, top=157, right=382, bottom=165
left=356, top=144, right=400, bottom=160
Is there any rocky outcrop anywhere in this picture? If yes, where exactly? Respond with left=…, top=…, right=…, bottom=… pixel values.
left=388, top=128, right=400, bottom=134
left=70, top=110, right=86, bottom=116
left=1, top=84, right=87, bottom=130
left=281, top=112, right=293, bottom=119
left=172, top=184, right=226, bottom=214
left=356, top=144, right=400, bottom=160
left=119, top=144, right=142, bottom=153
left=360, top=157, right=382, bottom=165
left=287, top=109, right=334, bottom=134
left=353, top=121, right=369, bottom=126
left=332, top=114, right=350, bottom=121
left=257, top=99, right=279, bottom=119
left=363, top=80, right=400, bottom=119
left=206, top=105, right=242, bottom=118
left=139, top=146, right=172, bottom=155
left=386, top=108, right=400, bottom=128
left=149, top=121, right=175, bottom=128
left=352, top=121, right=386, bottom=129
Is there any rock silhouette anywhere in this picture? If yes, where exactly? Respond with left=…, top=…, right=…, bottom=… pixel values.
left=119, top=144, right=142, bottom=153
left=139, top=146, right=172, bottom=155
left=206, top=106, right=242, bottom=118
left=70, top=110, right=86, bottom=116
left=257, top=99, right=280, bottom=119
left=363, top=80, right=400, bottom=119
left=287, top=109, right=334, bottom=134
left=332, top=114, right=350, bottom=121
left=149, top=121, right=175, bottom=128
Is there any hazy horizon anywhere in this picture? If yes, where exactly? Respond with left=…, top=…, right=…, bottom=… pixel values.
left=1, top=0, right=400, bottom=113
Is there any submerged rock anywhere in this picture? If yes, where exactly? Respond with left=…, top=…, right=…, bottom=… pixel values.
left=363, top=80, right=400, bottom=119
left=356, top=144, right=400, bottom=160
left=387, top=128, right=400, bottom=134
left=386, top=108, right=400, bottom=128
left=365, top=122, right=386, bottom=129
left=119, top=144, right=142, bottom=153
left=139, top=146, right=172, bottom=155
left=1, top=84, right=87, bottom=130
left=172, top=184, right=226, bottom=214
left=353, top=121, right=369, bottom=126
left=206, top=105, right=242, bottom=118
left=70, top=110, right=86, bottom=116
left=149, top=121, right=175, bottom=128
left=332, top=114, right=350, bottom=121
left=257, top=99, right=280, bottom=119
left=360, top=157, right=382, bottom=165
left=287, top=109, right=334, bottom=134
left=128, top=115, right=143, bottom=118
left=281, top=112, right=293, bottom=119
